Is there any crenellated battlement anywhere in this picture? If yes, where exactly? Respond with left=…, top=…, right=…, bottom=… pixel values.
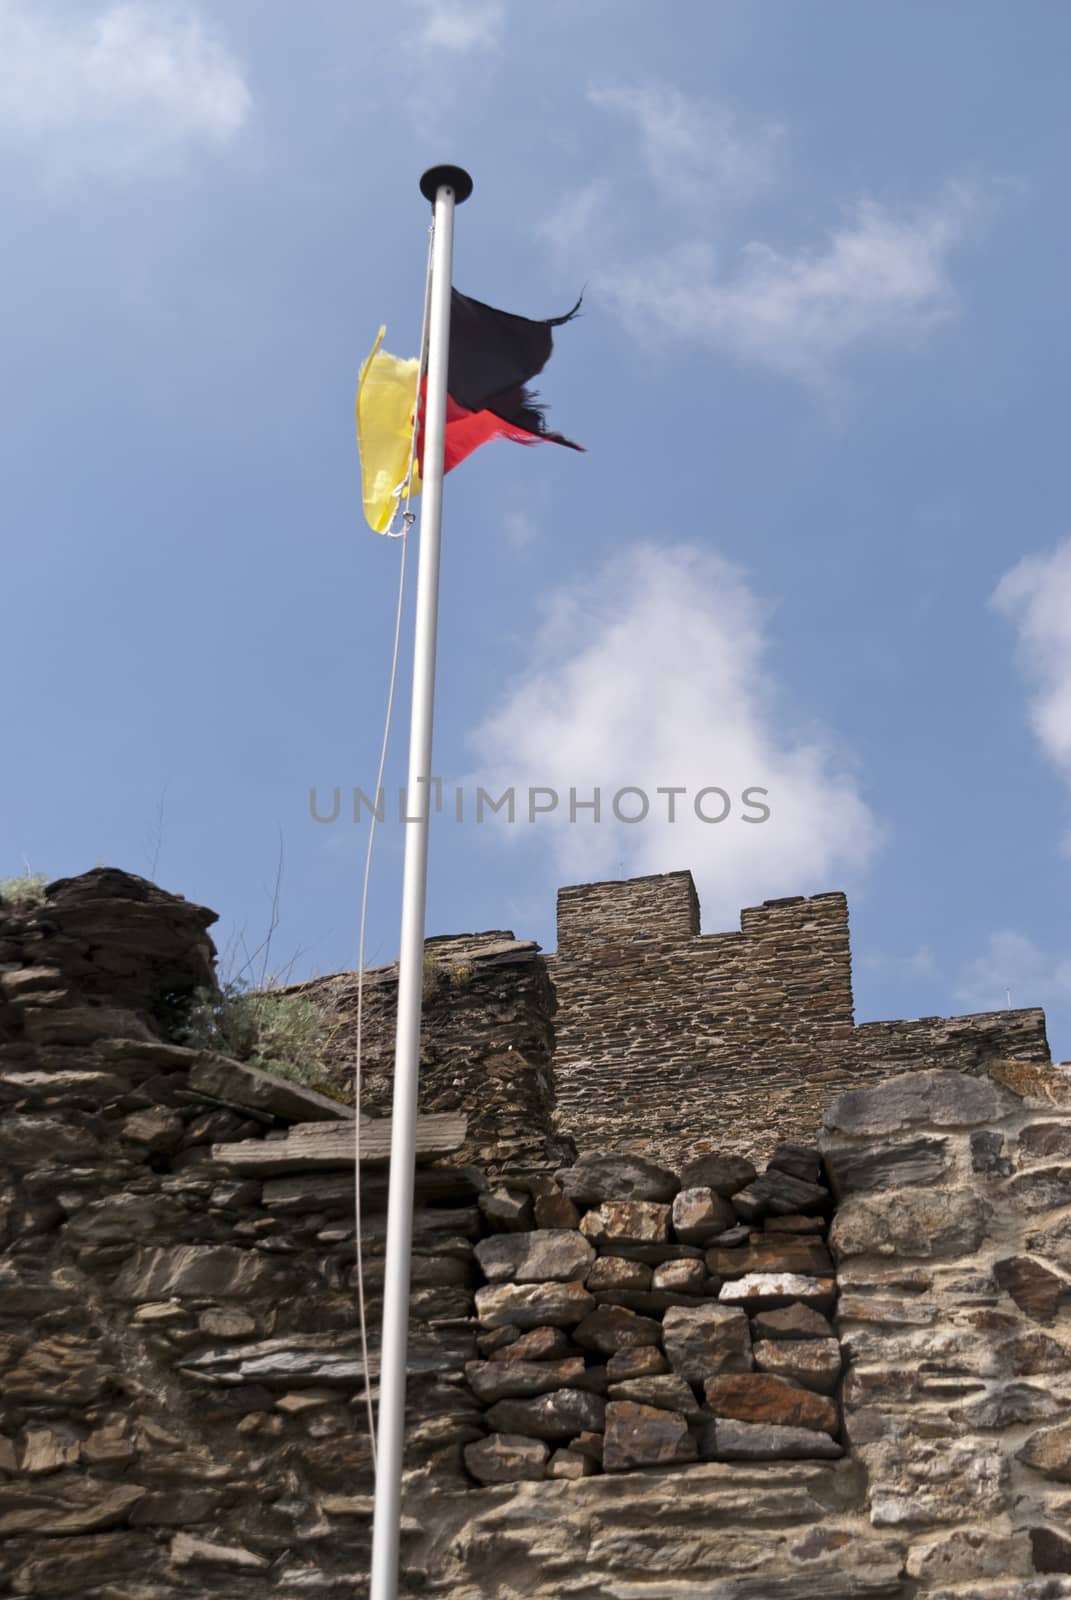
left=545, top=871, right=1048, bottom=1166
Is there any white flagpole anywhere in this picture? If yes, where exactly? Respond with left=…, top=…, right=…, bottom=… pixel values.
left=369, top=163, right=473, bottom=1600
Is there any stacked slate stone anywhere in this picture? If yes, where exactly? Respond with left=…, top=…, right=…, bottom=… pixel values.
left=463, top=1144, right=844, bottom=1483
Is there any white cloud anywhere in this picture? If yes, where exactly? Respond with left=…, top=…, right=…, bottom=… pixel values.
left=536, top=178, right=612, bottom=268
left=599, top=186, right=981, bottom=389
left=588, top=81, right=781, bottom=207
left=992, top=537, right=1071, bottom=836
left=466, top=542, right=880, bottom=927
left=501, top=509, right=536, bottom=552
left=955, top=929, right=1071, bottom=1014
left=859, top=944, right=939, bottom=985
left=0, top=1, right=250, bottom=178
left=412, top=0, right=505, bottom=52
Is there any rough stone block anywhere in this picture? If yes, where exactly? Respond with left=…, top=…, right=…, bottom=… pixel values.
left=579, top=1200, right=670, bottom=1247
left=113, top=1245, right=289, bottom=1302
left=700, top=1418, right=842, bottom=1461
left=732, top=1170, right=829, bottom=1220
left=168, top=1531, right=270, bottom=1571
left=718, top=1274, right=836, bottom=1313
left=465, top=1357, right=587, bottom=1403
left=119, top=1108, right=184, bottom=1153
left=0, top=1115, right=102, bottom=1168
left=1018, top=1419, right=1071, bottom=1482
left=487, top=1326, right=574, bottom=1364
left=823, top=1136, right=950, bottom=1196
left=863, top=1432, right=1010, bottom=1525
left=703, top=1372, right=838, bottom=1434
left=990, top=1057, right=1071, bottom=1105
left=1027, top=1213, right=1071, bottom=1273
left=751, top=1303, right=835, bottom=1341
left=1008, top=1165, right=1071, bottom=1213
left=556, top=1153, right=679, bottom=1205
left=547, top=1446, right=597, bottom=1478
left=753, top=1338, right=842, bottom=1394
left=1020, top=1122, right=1071, bottom=1161
left=835, top=1294, right=938, bottom=1327
left=607, top=1374, right=702, bottom=1417
left=822, top=1068, right=1019, bottom=1136
left=573, top=1304, right=662, bottom=1354
left=593, top=1287, right=720, bottom=1316
left=602, top=1401, right=697, bottom=1471
left=571, top=1429, right=604, bottom=1463
left=671, top=1186, right=736, bottom=1244
left=1031, top=1526, right=1071, bottom=1574
left=994, top=1256, right=1070, bottom=1323
left=662, top=1304, right=751, bottom=1381
left=474, top=1281, right=595, bottom=1330
left=706, top=1240, right=833, bottom=1279
left=905, top=1529, right=1033, bottom=1584
left=586, top=1256, right=652, bottom=1291
left=19, top=1427, right=81, bottom=1474
left=605, top=1345, right=668, bottom=1380
left=961, top=1383, right=1061, bottom=1429
left=831, top=1189, right=989, bottom=1260
left=768, top=1142, right=822, bottom=1183
left=534, top=1189, right=581, bottom=1229
left=0, top=1480, right=148, bottom=1537
left=484, top=1389, right=606, bottom=1440
left=971, top=1129, right=1013, bottom=1177
left=474, top=1229, right=595, bottom=1284
left=478, top=1186, right=534, bottom=1232
left=651, top=1258, right=706, bottom=1293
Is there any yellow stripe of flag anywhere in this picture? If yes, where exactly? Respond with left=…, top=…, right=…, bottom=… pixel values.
left=355, top=328, right=422, bottom=534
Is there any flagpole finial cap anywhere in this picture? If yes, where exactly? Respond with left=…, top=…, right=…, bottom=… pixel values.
left=420, top=165, right=473, bottom=205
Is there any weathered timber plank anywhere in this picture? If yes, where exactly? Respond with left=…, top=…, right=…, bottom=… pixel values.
left=210, top=1113, right=467, bottom=1173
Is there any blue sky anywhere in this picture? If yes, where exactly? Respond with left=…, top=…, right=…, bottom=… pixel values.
left=4, top=1, right=1071, bottom=1057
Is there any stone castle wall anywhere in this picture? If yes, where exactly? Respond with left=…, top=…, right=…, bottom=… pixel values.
left=0, top=871, right=484, bottom=1598
left=547, top=871, right=1051, bottom=1166
left=279, top=931, right=573, bottom=1178
left=416, top=1057, right=1071, bottom=1599
left=3, top=868, right=1070, bottom=1599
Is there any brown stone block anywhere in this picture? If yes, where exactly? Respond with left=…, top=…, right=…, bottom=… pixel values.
left=607, top=1374, right=702, bottom=1418
left=573, top=1304, right=662, bottom=1354
left=753, top=1338, right=842, bottom=1394
left=1017, top=1419, right=1071, bottom=1481
left=484, top=1389, right=606, bottom=1440
left=474, top=1280, right=595, bottom=1330
left=602, top=1401, right=697, bottom=1471
left=706, top=1240, right=833, bottom=1279
left=586, top=1256, right=652, bottom=1291
left=487, top=1326, right=575, bottom=1364
left=465, top=1357, right=587, bottom=1403
left=703, top=1372, right=838, bottom=1434
left=605, top=1346, right=668, bottom=1380
left=463, top=1433, right=549, bottom=1484
left=580, top=1200, right=670, bottom=1248
left=751, top=1303, right=835, bottom=1341
left=662, top=1304, right=751, bottom=1381
left=474, top=1229, right=595, bottom=1284
left=994, top=1256, right=1071, bottom=1323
